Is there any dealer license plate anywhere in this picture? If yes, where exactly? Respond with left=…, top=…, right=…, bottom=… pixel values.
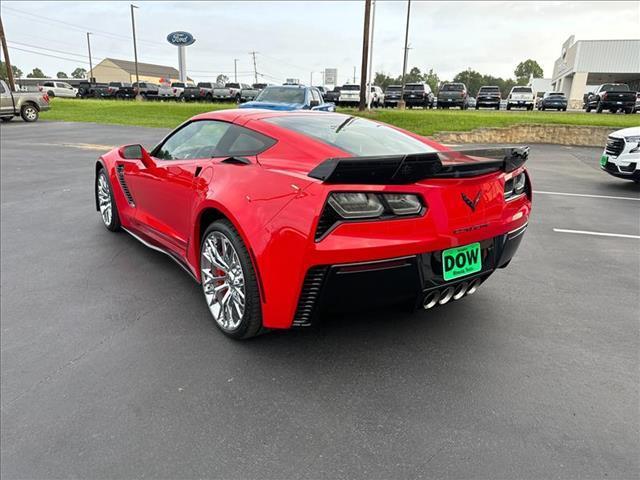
left=600, top=155, right=608, bottom=167
left=442, top=243, right=481, bottom=281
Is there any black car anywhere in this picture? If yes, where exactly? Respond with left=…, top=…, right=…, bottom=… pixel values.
left=476, top=86, right=501, bottom=110
left=537, top=92, right=568, bottom=111
left=132, top=82, right=160, bottom=99
left=384, top=85, right=402, bottom=107
left=403, top=83, right=434, bottom=108
left=324, top=86, right=342, bottom=104
left=585, top=84, right=636, bottom=114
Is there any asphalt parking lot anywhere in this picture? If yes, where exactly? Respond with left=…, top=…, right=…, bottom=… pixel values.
left=1, top=121, right=639, bottom=479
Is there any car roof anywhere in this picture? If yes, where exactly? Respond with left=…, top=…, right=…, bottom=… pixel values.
left=190, top=108, right=326, bottom=125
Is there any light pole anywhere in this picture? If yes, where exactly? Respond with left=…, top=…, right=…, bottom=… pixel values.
left=358, top=0, right=372, bottom=111
left=233, top=58, right=238, bottom=82
left=309, top=71, right=313, bottom=87
left=398, top=0, right=411, bottom=110
left=0, top=16, right=16, bottom=91
left=86, top=32, right=93, bottom=83
left=366, top=0, right=376, bottom=109
left=130, top=4, right=141, bottom=100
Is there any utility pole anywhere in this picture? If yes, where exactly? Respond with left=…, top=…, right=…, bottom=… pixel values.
left=398, top=0, right=411, bottom=110
left=309, top=71, right=313, bottom=86
left=353, top=66, right=356, bottom=84
left=233, top=58, right=238, bottom=82
left=0, top=16, right=16, bottom=91
left=366, top=0, right=377, bottom=109
left=358, top=0, right=372, bottom=111
left=250, top=51, right=258, bottom=84
left=130, top=4, right=141, bottom=100
left=86, top=32, right=94, bottom=83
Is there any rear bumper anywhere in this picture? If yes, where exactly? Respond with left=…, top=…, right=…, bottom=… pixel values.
left=291, top=224, right=528, bottom=326
left=600, top=100, right=635, bottom=109
left=404, top=96, right=430, bottom=106
left=477, top=98, right=500, bottom=107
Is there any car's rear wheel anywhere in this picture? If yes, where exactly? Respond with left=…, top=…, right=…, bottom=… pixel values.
left=200, top=220, right=263, bottom=339
left=96, top=169, right=121, bottom=231
left=20, top=104, right=39, bottom=122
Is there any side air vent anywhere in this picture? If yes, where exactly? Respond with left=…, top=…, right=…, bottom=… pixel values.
left=116, top=164, right=135, bottom=206
left=292, top=266, right=328, bottom=327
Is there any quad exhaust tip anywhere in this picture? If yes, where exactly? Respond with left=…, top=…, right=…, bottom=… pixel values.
left=422, top=278, right=483, bottom=310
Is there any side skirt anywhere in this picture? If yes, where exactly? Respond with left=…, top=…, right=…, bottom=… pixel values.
left=123, top=227, right=199, bottom=283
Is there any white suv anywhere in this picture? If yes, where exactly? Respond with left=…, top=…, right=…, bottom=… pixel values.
left=39, top=81, right=78, bottom=98
left=507, top=86, right=534, bottom=111
left=600, top=126, right=640, bottom=183
left=338, top=85, right=361, bottom=106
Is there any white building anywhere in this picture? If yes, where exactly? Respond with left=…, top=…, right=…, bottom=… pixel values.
left=551, top=36, right=640, bottom=109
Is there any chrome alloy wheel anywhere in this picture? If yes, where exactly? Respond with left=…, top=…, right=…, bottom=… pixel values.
left=201, top=231, right=246, bottom=331
left=97, top=173, right=112, bottom=226
left=23, top=106, right=38, bottom=121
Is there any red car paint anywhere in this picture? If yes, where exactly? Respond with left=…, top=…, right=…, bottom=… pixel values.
left=96, top=109, right=531, bottom=329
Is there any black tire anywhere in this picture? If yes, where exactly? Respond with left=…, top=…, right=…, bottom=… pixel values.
left=235, top=94, right=241, bottom=104
left=506, top=104, right=511, bottom=111
left=1, top=116, right=12, bottom=122
left=47, top=90, right=55, bottom=98
left=541, top=106, right=545, bottom=111
left=96, top=169, right=121, bottom=232
left=585, top=103, right=591, bottom=113
left=625, top=108, right=633, bottom=114
left=475, top=105, right=479, bottom=110
left=206, top=93, right=213, bottom=102
left=596, top=100, right=603, bottom=113
left=200, top=220, right=263, bottom=339
left=20, top=104, right=39, bottom=122
left=495, top=104, right=500, bottom=110
left=562, top=107, right=567, bottom=111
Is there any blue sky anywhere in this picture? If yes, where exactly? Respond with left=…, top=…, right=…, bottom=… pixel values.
left=2, top=1, right=639, bottom=84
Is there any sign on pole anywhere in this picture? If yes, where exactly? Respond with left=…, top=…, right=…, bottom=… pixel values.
left=324, top=68, right=338, bottom=86
left=166, top=31, right=196, bottom=82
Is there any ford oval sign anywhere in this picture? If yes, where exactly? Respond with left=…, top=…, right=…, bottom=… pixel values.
left=167, top=31, right=195, bottom=47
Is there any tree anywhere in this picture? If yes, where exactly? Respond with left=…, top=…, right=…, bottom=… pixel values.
left=404, top=66, right=423, bottom=84
left=453, top=68, right=484, bottom=96
left=216, top=74, right=229, bottom=86
left=0, top=61, right=22, bottom=80
left=514, top=59, right=543, bottom=84
left=423, top=69, right=440, bottom=94
left=373, top=71, right=395, bottom=90
left=57, top=71, right=68, bottom=79
left=27, top=68, right=46, bottom=78
left=71, top=67, right=87, bottom=79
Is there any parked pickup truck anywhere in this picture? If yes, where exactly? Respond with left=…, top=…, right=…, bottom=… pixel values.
left=0, top=79, right=50, bottom=122
left=506, top=86, right=535, bottom=110
left=240, top=83, right=267, bottom=103
left=403, top=82, right=433, bottom=109
left=77, top=81, right=107, bottom=98
left=132, top=82, right=160, bottom=99
left=213, top=82, right=250, bottom=102
left=324, top=86, right=342, bottom=104
left=476, top=85, right=502, bottom=110
left=238, top=85, right=335, bottom=111
left=183, top=82, right=215, bottom=102
left=585, top=84, right=636, bottom=114
left=38, top=80, right=77, bottom=98
left=437, top=83, right=469, bottom=109
left=95, top=82, right=135, bottom=99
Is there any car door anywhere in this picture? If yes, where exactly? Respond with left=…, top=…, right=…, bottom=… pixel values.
left=121, top=120, right=233, bottom=256
left=0, top=81, right=15, bottom=115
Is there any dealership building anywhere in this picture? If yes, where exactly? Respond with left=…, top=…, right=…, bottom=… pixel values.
left=551, top=36, right=640, bottom=109
left=89, top=58, right=186, bottom=84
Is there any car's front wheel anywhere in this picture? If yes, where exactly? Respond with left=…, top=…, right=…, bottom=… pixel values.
left=96, top=169, right=121, bottom=231
left=21, top=104, right=39, bottom=122
left=200, top=220, right=263, bottom=339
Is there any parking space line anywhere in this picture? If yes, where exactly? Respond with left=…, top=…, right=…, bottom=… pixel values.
left=534, top=190, right=640, bottom=201
left=553, top=228, right=640, bottom=239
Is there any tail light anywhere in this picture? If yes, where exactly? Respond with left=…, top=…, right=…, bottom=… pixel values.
left=602, top=93, right=608, bottom=100
left=200, top=88, right=205, bottom=95
left=229, top=89, right=233, bottom=94
left=173, top=88, right=177, bottom=93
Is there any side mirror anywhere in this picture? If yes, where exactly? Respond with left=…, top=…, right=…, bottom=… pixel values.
left=309, top=99, right=320, bottom=108
left=118, top=144, right=155, bottom=168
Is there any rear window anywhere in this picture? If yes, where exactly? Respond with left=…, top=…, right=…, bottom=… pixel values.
left=341, top=85, right=360, bottom=91
left=406, top=84, right=425, bottom=91
left=197, top=82, right=213, bottom=88
left=263, top=114, right=436, bottom=156
left=547, top=92, right=565, bottom=97
left=385, top=86, right=402, bottom=92
left=441, top=84, right=464, bottom=91
left=512, top=87, right=532, bottom=93
left=172, top=82, right=185, bottom=88
left=601, top=84, right=630, bottom=91
left=225, top=83, right=240, bottom=89
left=479, top=86, right=500, bottom=92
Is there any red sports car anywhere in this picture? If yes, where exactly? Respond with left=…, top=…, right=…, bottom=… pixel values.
left=95, top=109, right=531, bottom=339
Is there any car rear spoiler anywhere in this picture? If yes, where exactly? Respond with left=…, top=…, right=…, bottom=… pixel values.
left=308, top=146, right=529, bottom=184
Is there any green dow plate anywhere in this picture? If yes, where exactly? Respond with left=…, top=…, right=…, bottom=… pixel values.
left=600, top=155, right=608, bottom=167
left=442, top=243, right=482, bottom=281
